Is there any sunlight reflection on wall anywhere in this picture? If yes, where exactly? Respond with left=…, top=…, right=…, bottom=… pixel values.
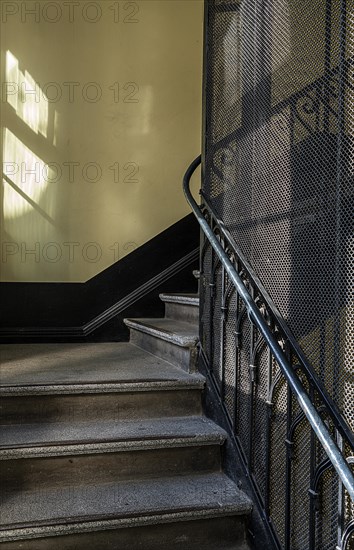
left=6, top=50, right=48, bottom=138
left=2, top=51, right=53, bottom=220
left=3, top=128, right=53, bottom=219
left=0, top=1, right=204, bottom=282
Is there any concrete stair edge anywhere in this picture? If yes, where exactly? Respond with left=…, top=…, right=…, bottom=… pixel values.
left=0, top=416, right=227, bottom=459
left=124, top=318, right=198, bottom=348
left=159, top=293, right=199, bottom=306
left=0, top=473, right=252, bottom=543
left=0, top=506, right=251, bottom=544
left=0, top=376, right=205, bottom=396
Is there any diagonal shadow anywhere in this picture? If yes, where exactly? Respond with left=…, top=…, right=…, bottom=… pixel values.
left=2, top=173, right=56, bottom=226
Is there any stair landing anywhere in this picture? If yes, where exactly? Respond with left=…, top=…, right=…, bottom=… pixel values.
left=0, top=343, right=202, bottom=388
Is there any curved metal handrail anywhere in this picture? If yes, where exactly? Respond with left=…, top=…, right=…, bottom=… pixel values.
left=183, top=154, right=354, bottom=501
left=200, top=194, right=354, bottom=448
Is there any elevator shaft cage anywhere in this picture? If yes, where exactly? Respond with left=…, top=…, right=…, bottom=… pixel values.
left=200, top=1, right=354, bottom=549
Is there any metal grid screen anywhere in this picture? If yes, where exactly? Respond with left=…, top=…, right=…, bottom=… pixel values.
left=201, top=0, right=354, bottom=548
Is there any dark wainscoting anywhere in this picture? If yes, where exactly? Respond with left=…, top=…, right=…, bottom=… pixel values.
left=0, top=215, right=199, bottom=342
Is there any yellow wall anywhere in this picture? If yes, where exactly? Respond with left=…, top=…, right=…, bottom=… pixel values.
left=0, top=0, right=203, bottom=282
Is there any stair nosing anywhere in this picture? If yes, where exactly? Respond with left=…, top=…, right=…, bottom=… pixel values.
left=0, top=430, right=227, bottom=459
left=159, top=294, right=200, bottom=306
left=124, top=319, right=198, bottom=347
left=0, top=416, right=227, bottom=457
left=0, top=473, right=252, bottom=542
left=0, top=377, right=205, bottom=396
left=0, top=504, right=252, bottom=543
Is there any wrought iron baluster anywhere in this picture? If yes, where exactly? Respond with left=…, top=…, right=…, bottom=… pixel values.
left=248, top=285, right=256, bottom=472
left=199, top=229, right=206, bottom=357
left=264, top=346, right=273, bottom=518
left=336, top=432, right=344, bottom=550
left=233, top=260, right=241, bottom=435
left=284, top=348, right=293, bottom=550
left=183, top=145, right=354, bottom=550
left=341, top=519, right=354, bottom=550
left=208, top=227, right=215, bottom=373
left=220, top=251, right=226, bottom=401
left=309, top=381, right=318, bottom=550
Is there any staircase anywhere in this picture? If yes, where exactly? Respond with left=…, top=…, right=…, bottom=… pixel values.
left=0, top=293, right=252, bottom=549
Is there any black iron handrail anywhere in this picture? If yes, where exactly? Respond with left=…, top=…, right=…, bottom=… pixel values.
left=183, top=154, right=354, bottom=501
left=199, top=195, right=354, bottom=448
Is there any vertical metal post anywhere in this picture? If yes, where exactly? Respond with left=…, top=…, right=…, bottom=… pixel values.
left=248, top=285, right=256, bottom=471
left=220, top=260, right=226, bottom=400
left=209, top=242, right=215, bottom=372
left=284, top=351, right=293, bottom=550
left=309, top=381, right=317, bottom=550
left=234, top=260, right=241, bottom=434
left=264, top=347, right=273, bottom=518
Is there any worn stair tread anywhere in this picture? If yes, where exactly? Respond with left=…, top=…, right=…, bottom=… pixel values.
left=0, top=517, right=252, bottom=550
left=0, top=343, right=204, bottom=393
left=0, top=472, right=252, bottom=537
left=159, top=293, right=199, bottom=306
left=0, top=416, right=227, bottom=457
left=124, top=318, right=199, bottom=347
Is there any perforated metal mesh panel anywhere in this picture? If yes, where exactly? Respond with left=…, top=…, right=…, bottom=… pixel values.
left=204, top=0, right=354, bottom=440
left=201, top=1, right=353, bottom=548
left=204, top=0, right=353, bottom=430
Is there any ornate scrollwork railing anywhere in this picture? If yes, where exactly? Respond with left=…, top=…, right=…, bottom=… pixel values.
left=183, top=154, right=354, bottom=550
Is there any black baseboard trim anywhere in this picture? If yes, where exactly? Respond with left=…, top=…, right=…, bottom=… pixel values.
left=0, top=248, right=198, bottom=339
left=82, top=248, right=198, bottom=336
left=0, top=214, right=200, bottom=342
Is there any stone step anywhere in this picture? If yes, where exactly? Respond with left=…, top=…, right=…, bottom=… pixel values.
left=0, top=430, right=223, bottom=492
left=160, top=293, right=199, bottom=324
left=0, top=415, right=226, bottom=456
left=124, top=318, right=199, bottom=372
left=0, top=332, right=253, bottom=550
left=0, top=343, right=203, bottom=388
left=1, top=448, right=222, bottom=491
left=0, top=472, right=252, bottom=545
left=0, top=388, right=203, bottom=425
left=0, top=417, right=225, bottom=485
left=0, top=515, right=251, bottom=550
left=0, top=343, right=204, bottom=424
left=0, top=430, right=223, bottom=497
